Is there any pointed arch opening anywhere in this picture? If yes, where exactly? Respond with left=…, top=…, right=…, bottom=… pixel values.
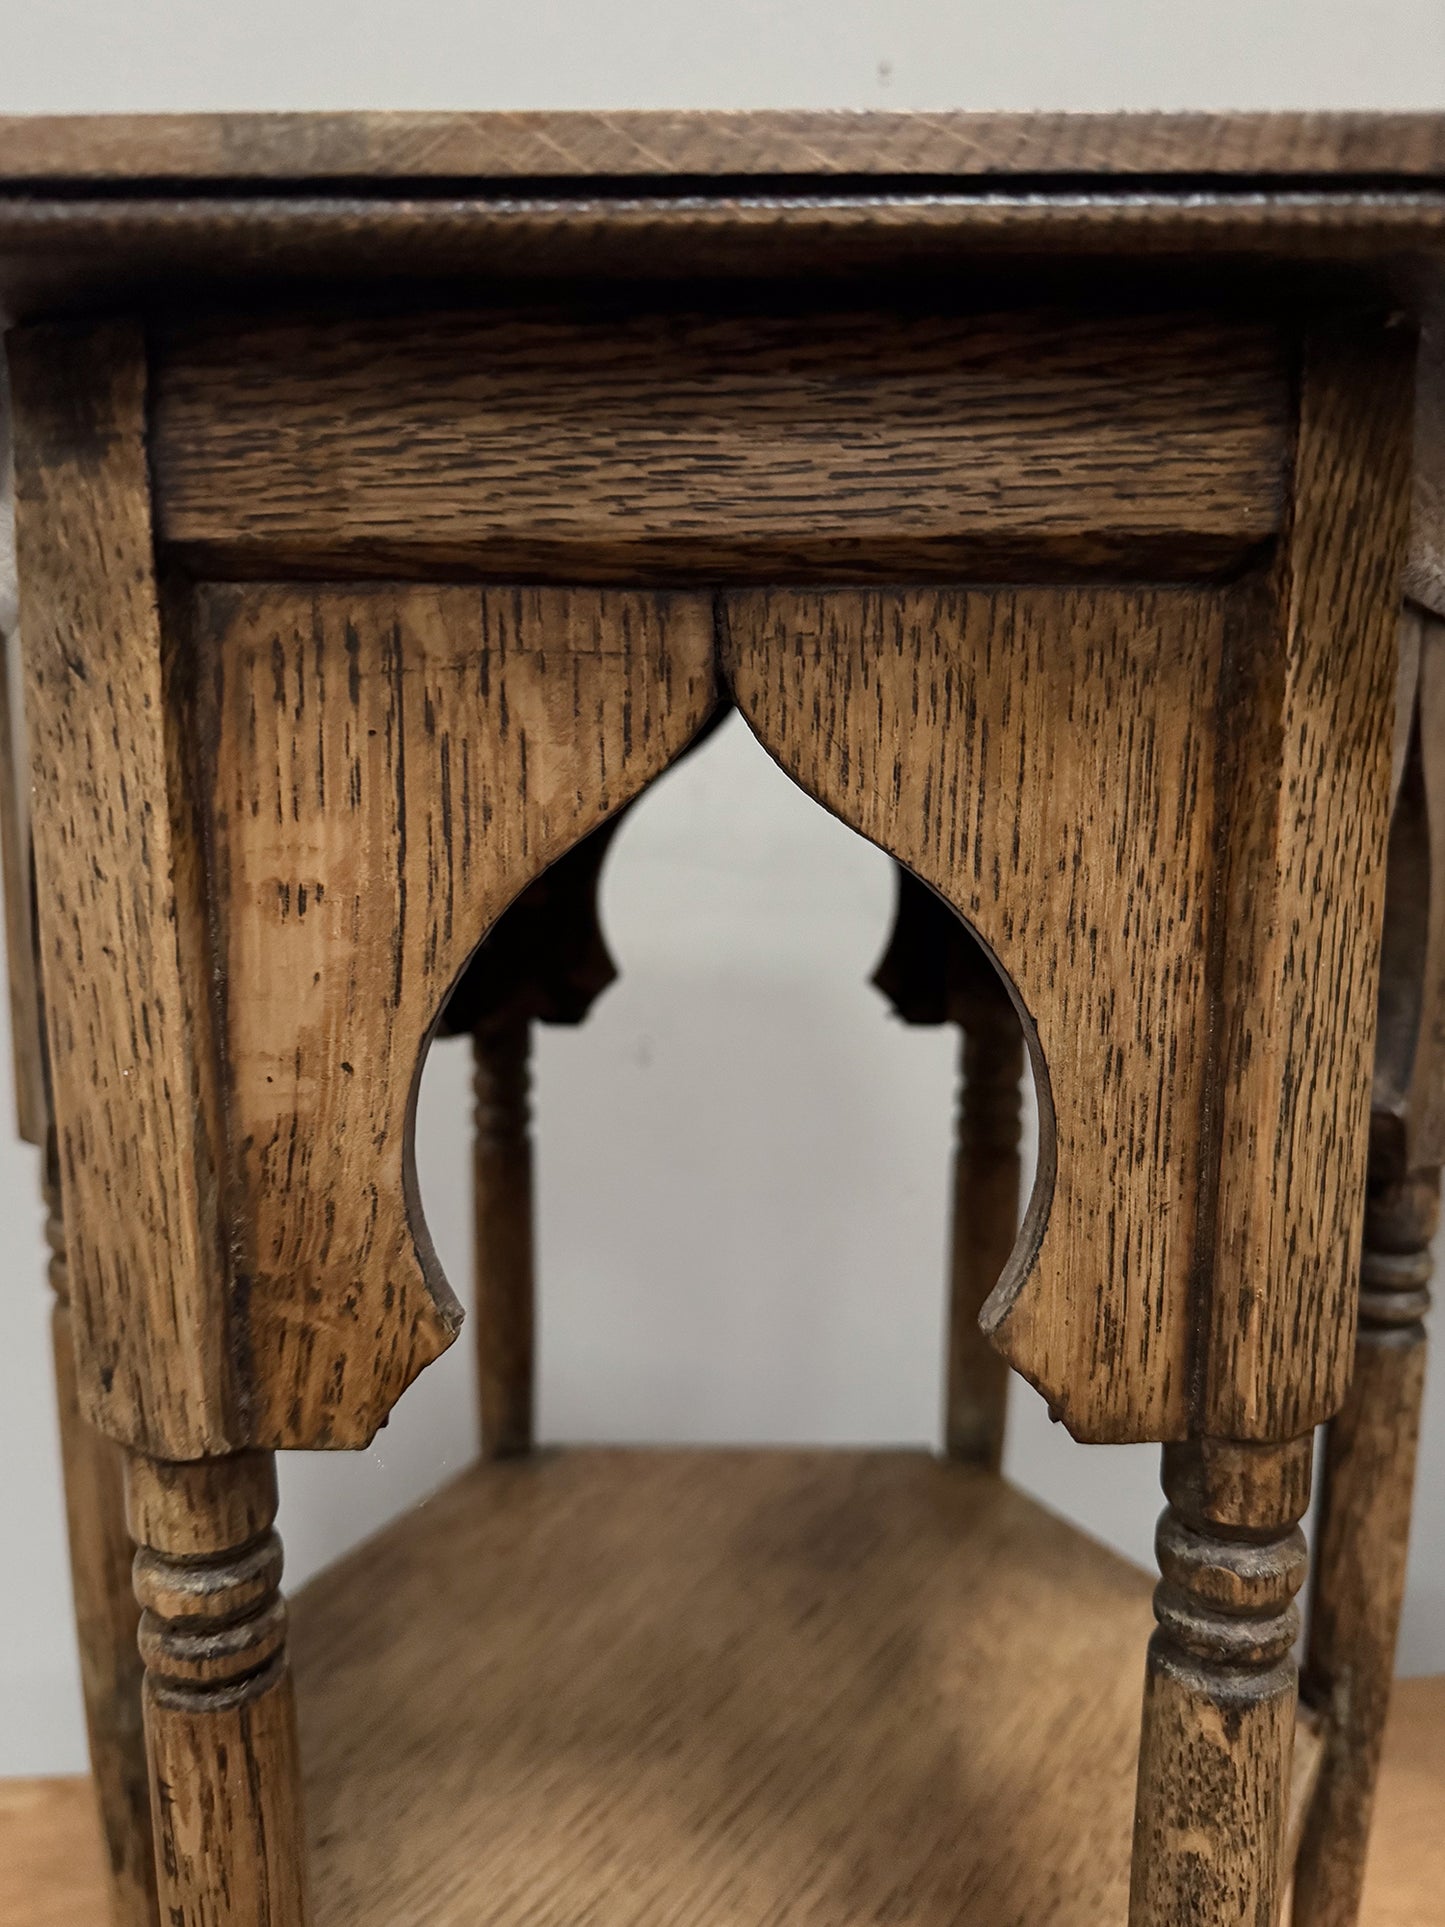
left=411, top=704, right=1046, bottom=1453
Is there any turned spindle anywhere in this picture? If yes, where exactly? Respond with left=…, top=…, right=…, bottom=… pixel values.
left=872, top=866, right=1025, bottom=1470
left=471, top=1009, right=537, bottom=1459
left=45, top=1136, right=159, bottom=1927
left=127, top=1451, right=311, bottom=1927
left=946, top=1004, right=1023, bottom=1469
left=1131, top=1436, right=1312, bottom=1927
left=1294, top=1170, right=1436, bottom=1927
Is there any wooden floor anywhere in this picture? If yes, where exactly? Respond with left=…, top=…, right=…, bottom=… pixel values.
left=1, top=1453, right=1441, bottom=1925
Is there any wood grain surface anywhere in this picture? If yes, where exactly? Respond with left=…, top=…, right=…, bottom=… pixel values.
left=2, top=110, right=1445, bottom=184
left=1296, top=620, right=1443, bottom=1927
left=7, top=322, right=235, bottom=1458
left=0, top=612, right=45, bottom=1147
left=291, top=1450, right=1150, bottom=1925
left=25, top=1682, right=1445, bottom=1927
left=470, top=1012, right=536, bottom=1459
left=126, top=1451, right=311, bottom=1926
left=1203, top=325, right=1414, bottom=1440
left=0, top=1779, right=124, bottom=1927
left=279, top=1448, right=1329, bottom=1927
left=45, top=1158, right=158, bottom=1927
left=724, top=324, right=1409, bottom=1445
left=7, top=195, right=1445, bottom=329
left=150, top=309, right=1288, bottom=583
left=1297, top=1177, right=1435, bottom=1927
left=1373, top=612, right=1445, bottom=1173
left=1407, top=323, right=1445, bottom=618
left=194, top=584, right=717, bottom=1447
left=1131, top=1437, right=1312, bottom=1927
left=726, top=584, right=1226, bottom=1440
left=871, top=869, right=1021, bottom=1468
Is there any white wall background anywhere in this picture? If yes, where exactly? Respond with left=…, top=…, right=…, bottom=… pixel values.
left=1, top=0, right=1443, bottom=1775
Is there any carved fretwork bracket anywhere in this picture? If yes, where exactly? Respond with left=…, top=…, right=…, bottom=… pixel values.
left=437, top=704, right=731, bottom=1039
left=1291, top=609, right=1443, bottom=1922
left=873, top=865, right=1023, bottom=1465
left=194, top=584, right=720, bottom=1449
left=724, top=320, right=1413, bottom=1449
left=1371, top=605, right=1445, bottom=1182
left=9, top=311, right=1417, bottom=1459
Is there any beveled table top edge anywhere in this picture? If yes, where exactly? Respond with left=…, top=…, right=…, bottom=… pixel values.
left=2, top=109, right=1445, bottom=187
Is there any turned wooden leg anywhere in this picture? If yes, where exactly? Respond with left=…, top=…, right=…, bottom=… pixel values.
left=1130, top=1436, right=1312, bottom=1927
left=45, top=1140, right=159, bottom=1927
left=126, top=1451, right=311, bottom=1927
left=1293, top=1169, right=1436, bottom=1927
left=945, top=1002, right=1023, bottom=1469
left=472, top=1008, right=537, bottom=1459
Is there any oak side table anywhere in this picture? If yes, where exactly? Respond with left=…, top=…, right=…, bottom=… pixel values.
left=1, top=111, right=1442, bottom=1927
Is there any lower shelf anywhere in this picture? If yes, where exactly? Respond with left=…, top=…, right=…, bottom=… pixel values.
left=289, top=1447, right=1319, bottom=1926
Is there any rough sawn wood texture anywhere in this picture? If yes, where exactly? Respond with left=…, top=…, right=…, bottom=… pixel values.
left=721, top=413, right=1406, bottom=1447
left=8, top=323, right=235, bottom=1457
left=149, top=308, right=1288, bottom=583
left=194, top=583, right=718, bottom=1448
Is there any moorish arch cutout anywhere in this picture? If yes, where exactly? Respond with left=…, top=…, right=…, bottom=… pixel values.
left=192, top=571, right=1376, bottom=1455
left=192, top=583, right=720, bottom=1448
left=23, top=310, right=1400, bottom=1468
left=724, top=586, right=1231, bottom=1445
left=431, top=704, right=733, bottom=1458
left=436, top=703, right=734, bottom=1039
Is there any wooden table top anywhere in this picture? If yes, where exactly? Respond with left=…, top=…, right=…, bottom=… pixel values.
left=1, top=110, right=1445, bottom=185
left=2, top=112, right=1445, bottom=314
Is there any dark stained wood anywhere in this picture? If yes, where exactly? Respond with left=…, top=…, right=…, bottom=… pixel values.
left=948, top=1012, right=1024, bottom=1471
left=3, top=110, right=1445, bottom=184
left=1296, top=1173, right=1435, bottom=1927
left=7, top=193, right=1445, bottom=326
left=439, top=821, right=632, bottom=1462
left=469, top=1012, right=535, bottom=1460
left=1131, top=1437, right=1312, bottom=1927
left=1407, top=324, right=1445, bottom=619
left=149, top=309, right=1289, bottom=584
left=195, top=584, right=717, bottom=1448
left=4, top=112, right=1445, bottom=318
left=0, top=536, right=46, bottom=1143
left=7, top=322, right=235, bottom=1460
left=436, top=819, right=625, bottom=1037
left=126, top=1452, right=310, bottom=1926
left=872, top=869, right=1021, bottom=1468
left=1373, top=612, right=1445, bottom=1174
left=45, top=1141, right=159, bottom=1927
left=1295, top=620, right=1445, bottom=1927
left=12, top=372, right=156, bottom=1906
